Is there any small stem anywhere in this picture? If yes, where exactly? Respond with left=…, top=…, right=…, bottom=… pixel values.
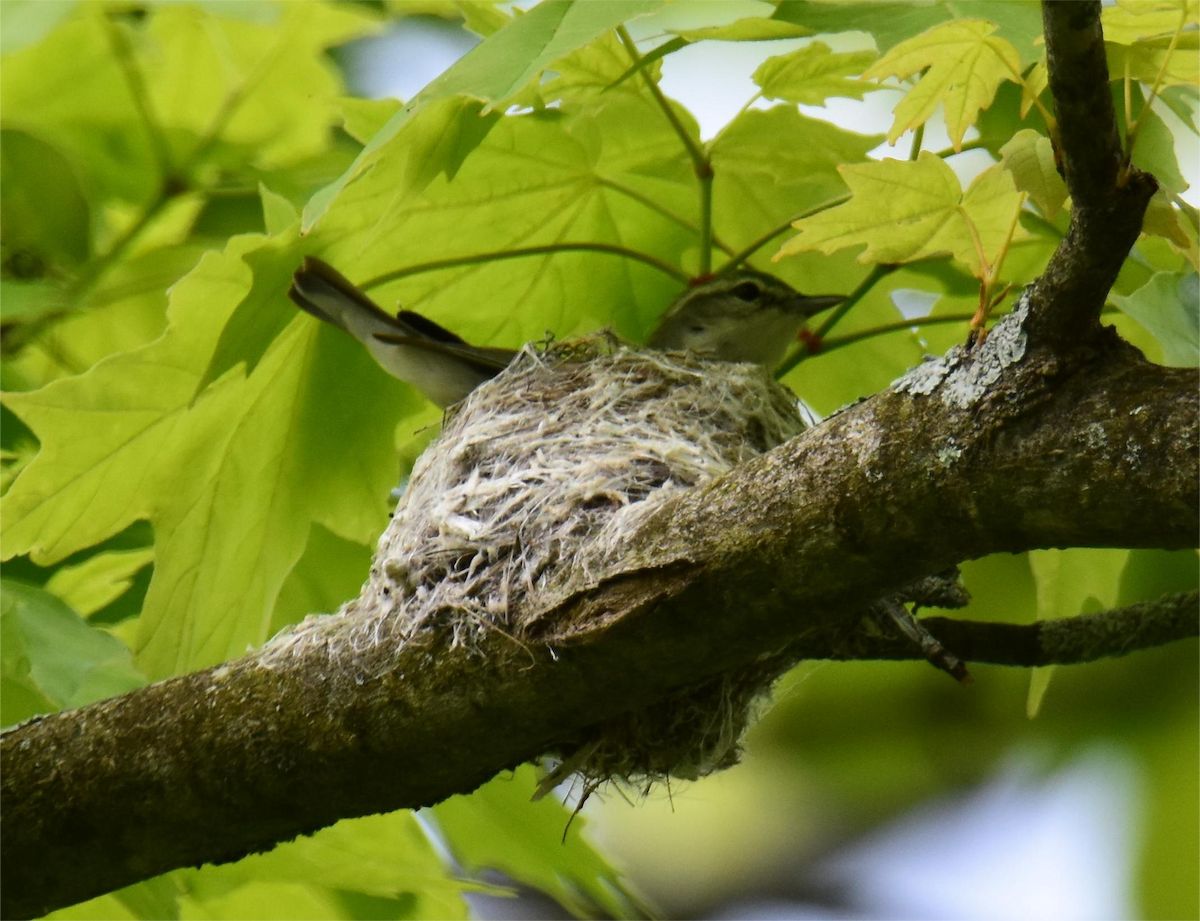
left=931, top=138, right=986, bottom=158
left=969, top=192, right=1028, bottom=342
left=818, top=311, right=985, bottom=352
left=596, top=177, right=736, bottom=255
left=67, top=193, right=174, bottom=298
left=908, top=122, right=925, bottom=161
left=805, top=304, right=1121, bottom=356
left=991, top=193, right=1028, bottom=286
left=706, top=90, right=762, bottom=151
left=717, top=193, right=852, bottom=274
left=1124, top=56, right=1133, bottom=128
left=774, top=263, right=895, bottom=378
left=698, top=170, right=714, bottom=275
left=959, top=208, right=992, bottom=280
left=360, top=244, right=691, bottom=290
left=104, top=14, right=173, bottom=179
left=1124, top=6, right=1188, bottom=158
left=615, top=26, right=707, bottom=175
left=616, top=25, right=714, bottom=271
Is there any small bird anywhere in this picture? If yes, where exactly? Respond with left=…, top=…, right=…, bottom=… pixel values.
left=288, top=257, right=843, bottom=407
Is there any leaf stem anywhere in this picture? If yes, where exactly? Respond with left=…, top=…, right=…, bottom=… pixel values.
left=819, top=311, right=984, bottom=352
left=103, top=13, right=173, bottom=179
left=360, top=244, right=692, bottom=291
left=716, top=193, right=852, bottom=274
left=706, top=90, right=762, bottom=150
left=908, top=122, right=925, bottom=161
left=596, top=177, right=735, bottom=255
left=615, top=26, right=707, bottom=175
left=930, top=138, right=987, bottom=158
left=821, top=303, right=1120, bottom=354
left=698, top=169, right=714, bottom=274
left=616, top=25, right=714, bottom=274
left=1123, top=5, right=1188, bottom=160
left=774, top=263, right=894, bottom=378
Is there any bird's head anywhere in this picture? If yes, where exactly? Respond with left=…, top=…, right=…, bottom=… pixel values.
left=647, top=270, right=844, bottom=369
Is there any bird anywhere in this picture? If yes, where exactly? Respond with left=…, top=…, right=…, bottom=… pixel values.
left=287, top=256, right=844, bottom=407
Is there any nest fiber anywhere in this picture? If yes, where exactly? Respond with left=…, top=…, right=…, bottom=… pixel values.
left=265, top=338, right=807, bottom=790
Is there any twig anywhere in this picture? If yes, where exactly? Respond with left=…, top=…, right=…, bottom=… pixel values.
left=360, top=244, right=691, bottom=290
left=616, top=26, right=715, bottom=274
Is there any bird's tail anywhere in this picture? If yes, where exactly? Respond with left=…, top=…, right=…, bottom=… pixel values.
left=288, top=256, right=405, bottom=343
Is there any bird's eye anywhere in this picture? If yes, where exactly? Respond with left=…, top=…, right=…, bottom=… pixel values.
left=731, top=282, right=760, bottom=301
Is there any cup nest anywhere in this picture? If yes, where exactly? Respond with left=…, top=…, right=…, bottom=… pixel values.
left=264, top=336, right=808, bottom=794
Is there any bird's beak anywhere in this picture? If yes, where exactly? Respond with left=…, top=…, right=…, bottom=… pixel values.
left=789, top=294, right=845, bottom=317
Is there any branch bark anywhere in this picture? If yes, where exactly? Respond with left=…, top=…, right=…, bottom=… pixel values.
left=1027, top=0, right=1158, bottom=347
left=4, top=330, right=1196, bottom=918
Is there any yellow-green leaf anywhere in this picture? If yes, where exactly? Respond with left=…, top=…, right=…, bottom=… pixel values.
left=1102, top=0, right=1199, bottom=45
left=1020, top=59, right=1048, bottom=118
left=1143, top=189, right=1200, bottom=271
left=1026, top=549, right=1129, bottom=717
left=44, top=548, right=155, bottom=617
left=752, top=42, right=879, bottom=105
left=999, top=128, right=1067, bottom=218
left=1106, top=31, right=1200, bottom=87
left=778, top=155, right=1027, bottom=277
left=863, top=19, right=1023, bottom=150
left=672, top=18, right=814, bottom=42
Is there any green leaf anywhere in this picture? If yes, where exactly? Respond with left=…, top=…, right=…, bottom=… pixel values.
left=547, top=29, right=664, bottom=102
left=44, top=548, right=155, bottom=617
left=752, top=42, right=879, bottom=105
left=308, top=99, right=696, bottom=347
left=1019, top=59, right=1048, bottom=118
left=178, top=812, right=472, bottom=917
left=334, top=96, right=404, bottom=145
left=972, top=1, right=1046, bottom=69
left=8, top=243, right=208, bottom=389
left=778, top=154, right=1027, bottom=277
left=1109, top=270, right=1200, bottom=366
left=999, top=128, right=1067, bottom=218
left=1102, top=0, right=1199, bottom=45
left=1141, top=191, right=1200, bottom=271
left=0, top=128, right=91, bottom=267
left=1126, top=87, right=1190, bottom=195
left=432, top=766, right=643, bottom=919
left=302, top=0, right=665, bottom=230
left=771, top=1, right=953, bottom=53
left=259, top=183, right=299, bottom=237
left=1106, top=31, right=1199, bottom=88
left=0, top=579, right=147, bottom=721
left=863, top=19, right=1023, bottom=150
left=1, top=240, right=257, bottom=566
left=270, top=525, right=373, bottom=636
left=143, top=2, right=381, bottom=171
left=672, top=18, right=814, bottom=42
left=189, top=3, right=290, bottom=25
left=0, top=0, right=77, bottom=53
left=1159, top=84, right=1199, bottom=135
left=1026, top=548, right=1130, bottom=717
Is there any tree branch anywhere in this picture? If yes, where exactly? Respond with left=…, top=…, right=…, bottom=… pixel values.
left=1027, top=0, right=1158, bottom=348
left=3, top=326, right=1196, bottom=918
left=811, top=592, right=1199, bottom=666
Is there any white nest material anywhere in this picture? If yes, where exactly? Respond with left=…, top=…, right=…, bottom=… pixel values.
left=263, top=338, right=807, bottom=787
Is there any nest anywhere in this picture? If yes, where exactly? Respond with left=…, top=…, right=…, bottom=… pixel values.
left=264, top=337, right=808, bottom=793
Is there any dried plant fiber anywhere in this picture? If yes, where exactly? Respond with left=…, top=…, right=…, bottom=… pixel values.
left=264, top=337, right=807, bottom=792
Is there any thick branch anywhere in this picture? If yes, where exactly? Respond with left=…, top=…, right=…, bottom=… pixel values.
left=1028, top=1, right=1158, bottom=346
left=1041, top=1, right=1122, bottom=204
left=3, top=331, right=1196, bottom=918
